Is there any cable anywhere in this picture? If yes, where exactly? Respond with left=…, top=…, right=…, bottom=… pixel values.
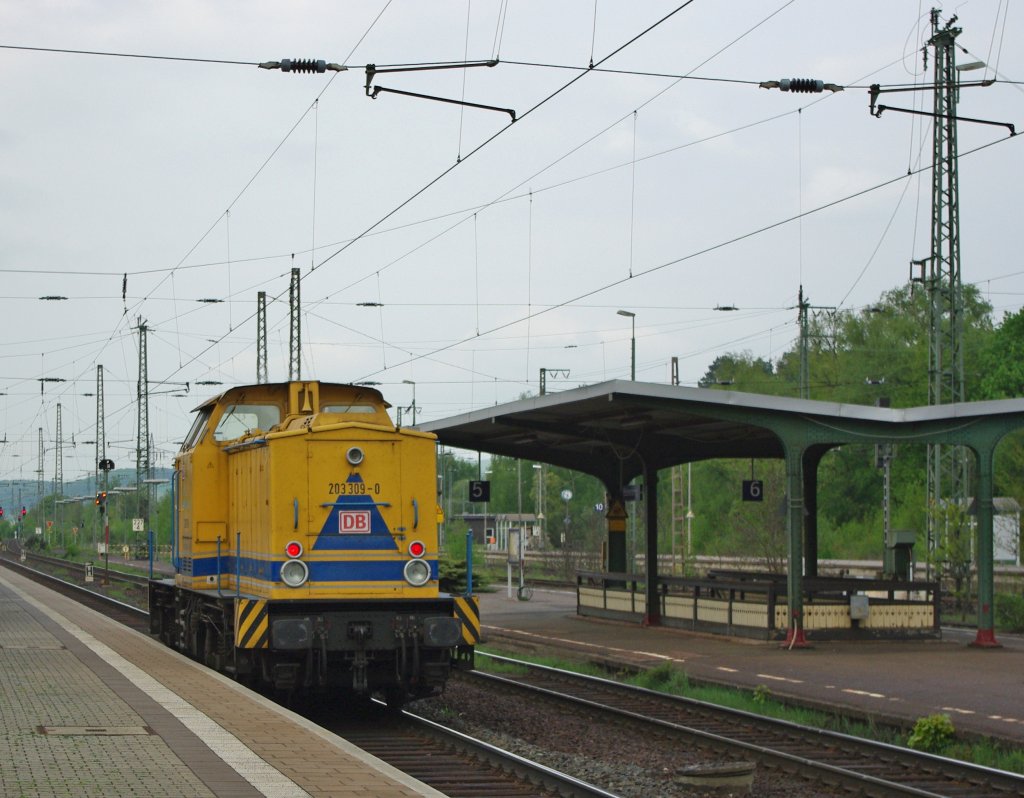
left=0, top=43, right=258, bottom=66
left=311, top=1, right=698, bottom=275
left=353, top=132, right=1021, bottom=382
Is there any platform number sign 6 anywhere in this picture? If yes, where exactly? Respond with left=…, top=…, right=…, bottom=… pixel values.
left=469, top=480, right=491, bottom=502
left=742, top=479, right=763, bottom=502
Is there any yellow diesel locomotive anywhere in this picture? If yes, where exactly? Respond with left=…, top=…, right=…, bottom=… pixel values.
left=149, top=380, right=477, bottom=703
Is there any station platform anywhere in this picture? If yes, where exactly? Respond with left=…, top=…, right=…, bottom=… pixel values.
left=478, top=587, right=1024, bottom=744
left=0, top=568, right=444, bottom=798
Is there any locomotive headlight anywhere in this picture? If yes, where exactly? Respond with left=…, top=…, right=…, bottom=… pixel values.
left=403, top=558, right=431, bottom=587
left=281, top=540, right=308, bottom=587
left=346, top=446, right=365, bottom=465
left=280, top=558, right=310, bottom=588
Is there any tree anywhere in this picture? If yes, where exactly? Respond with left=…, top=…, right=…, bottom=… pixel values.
left=978, top=308, right=1024, bottom=400
left=726, top=463, right=788, bottom=571
left=926, top=500, right=974, bottom=616
left=699, top=353, right=776, bottom=392
left=687, top=283, right=998, bottom=561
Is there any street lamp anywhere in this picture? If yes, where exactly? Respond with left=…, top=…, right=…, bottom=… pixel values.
left=616, top=310, right=636, bottom=381
left=402, top=379, right=416, bottom=425
left=532, top=464, right=544, bottom=545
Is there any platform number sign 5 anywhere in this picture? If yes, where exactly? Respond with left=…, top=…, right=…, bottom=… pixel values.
left=742, top=479, right=763, bottom=502
left=469, top=480, right=490, bottom=502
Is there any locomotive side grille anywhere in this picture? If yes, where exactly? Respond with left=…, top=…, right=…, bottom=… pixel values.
left=235, top=598, right=269, bottom=649
left=453, top=595, right=480, bottom=644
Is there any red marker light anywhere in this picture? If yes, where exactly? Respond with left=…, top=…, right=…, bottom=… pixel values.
left=408, top=540, right=426, bottom=558
left=285, top=541, right=303, bottom=558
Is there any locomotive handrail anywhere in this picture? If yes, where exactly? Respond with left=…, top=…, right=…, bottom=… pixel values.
left=319, top=500, right=392, bottom=508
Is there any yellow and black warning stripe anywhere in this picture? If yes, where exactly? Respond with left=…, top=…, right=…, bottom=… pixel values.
left=453, top=594, right=480, bottom=645
left=235, top=598, right=269, bottom=649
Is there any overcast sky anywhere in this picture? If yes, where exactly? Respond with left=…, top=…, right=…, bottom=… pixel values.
left=2, top=0, right=1022, bottom=489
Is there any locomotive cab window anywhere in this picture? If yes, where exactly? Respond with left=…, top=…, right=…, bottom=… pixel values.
left=321, top=404, right=377, bottom=414
left=181, top=408, right=212, bottom=451
left=213, top=403, right=281, bottom=441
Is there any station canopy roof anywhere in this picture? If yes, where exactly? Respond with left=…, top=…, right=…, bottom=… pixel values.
left=418, top=380, right=1024, bottom=488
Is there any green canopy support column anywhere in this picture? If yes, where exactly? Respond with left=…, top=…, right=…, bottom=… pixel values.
left=802, top=446, right=830, bottom=579
left=972, top=444, right=999, bottom=647
left=643, top=465, right=661, bottom=626
left=783, top=443, right=809, bottom=648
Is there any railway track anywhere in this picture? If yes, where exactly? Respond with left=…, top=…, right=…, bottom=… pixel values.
left=10, top=550, right=1020, bottom=797
left=3, top=546, right=153, bottom=586
left=0, top=550, right=150, bottom=632
left=319, top=702, right=619, bottom=798
left=469, top=652, right=1024, bottom=798
left=0, top=554, right=623, bottom=798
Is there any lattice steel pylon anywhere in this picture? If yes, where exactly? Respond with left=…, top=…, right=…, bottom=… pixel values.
left=55, top=403, right=62, bottom=497
left=925, top=9, right=970, bottom=558
left=257, top=291, right=269, bottom=384
left=288, top=268, right=301, bottom=381
left=96, top=365, right=106, bottom=491
left=136, top=318, right=151, bottom=491
left=37, top=427, right=43, bottom=501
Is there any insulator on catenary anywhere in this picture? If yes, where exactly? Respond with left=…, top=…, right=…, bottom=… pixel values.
left=281, top=59, right=327, bottom=73
left=780, top=78, right=824, bottom=93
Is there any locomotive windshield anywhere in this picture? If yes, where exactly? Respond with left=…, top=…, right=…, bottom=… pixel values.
left=213, top=403, right=281, bottom=441
left=180, top=408, right=212, bottom=451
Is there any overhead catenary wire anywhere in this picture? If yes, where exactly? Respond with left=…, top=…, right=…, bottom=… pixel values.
left=310, top=1, right=700, bottom=276
left=0, top=3, right=398, bottom=425
left=5, top=5, right=1022, bottom=462
left=351, top=131, right=1022, bottom=384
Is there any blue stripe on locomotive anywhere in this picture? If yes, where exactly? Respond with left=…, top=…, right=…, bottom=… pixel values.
left=186, top=555, right=437, bottom=582
left=182, top=475, right=432, bottom=583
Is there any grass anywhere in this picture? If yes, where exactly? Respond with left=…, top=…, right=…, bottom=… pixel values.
left=476, top=647, right=1024, bottom=775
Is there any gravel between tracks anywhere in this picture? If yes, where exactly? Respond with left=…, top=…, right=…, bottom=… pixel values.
left=410, top=676, right=846, bottom=798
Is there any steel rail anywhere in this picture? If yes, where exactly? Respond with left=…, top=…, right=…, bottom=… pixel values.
left=474, top=652, right=1024, bottom=798
left=0, top=556, right=150, bottom=625
left=398, top=704, right=622, bottom=798
left=0, top=553, right=618, bottom=797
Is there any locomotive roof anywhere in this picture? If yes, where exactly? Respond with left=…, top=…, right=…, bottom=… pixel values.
left=190, top=380, right=387, bottom=413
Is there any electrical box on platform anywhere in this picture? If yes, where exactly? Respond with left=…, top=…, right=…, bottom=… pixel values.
left=850, top=594, right=870, bottom=621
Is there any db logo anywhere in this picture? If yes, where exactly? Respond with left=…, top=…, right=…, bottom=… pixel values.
left=338, top=511, right=371, bottom=534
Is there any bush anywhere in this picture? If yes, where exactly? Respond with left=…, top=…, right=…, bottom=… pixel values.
left=23, top=535, right=46, bottom=552
left=908, top=713, right=955, bottom=753
left=634, top=662, right=690, bottom=694
left=438, top=547, right=488, bottom=594
left=995, top=593, right=1024, bottom=632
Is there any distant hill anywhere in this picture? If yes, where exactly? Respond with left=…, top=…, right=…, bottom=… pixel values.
left=0, top=468, right=173, bottom=512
